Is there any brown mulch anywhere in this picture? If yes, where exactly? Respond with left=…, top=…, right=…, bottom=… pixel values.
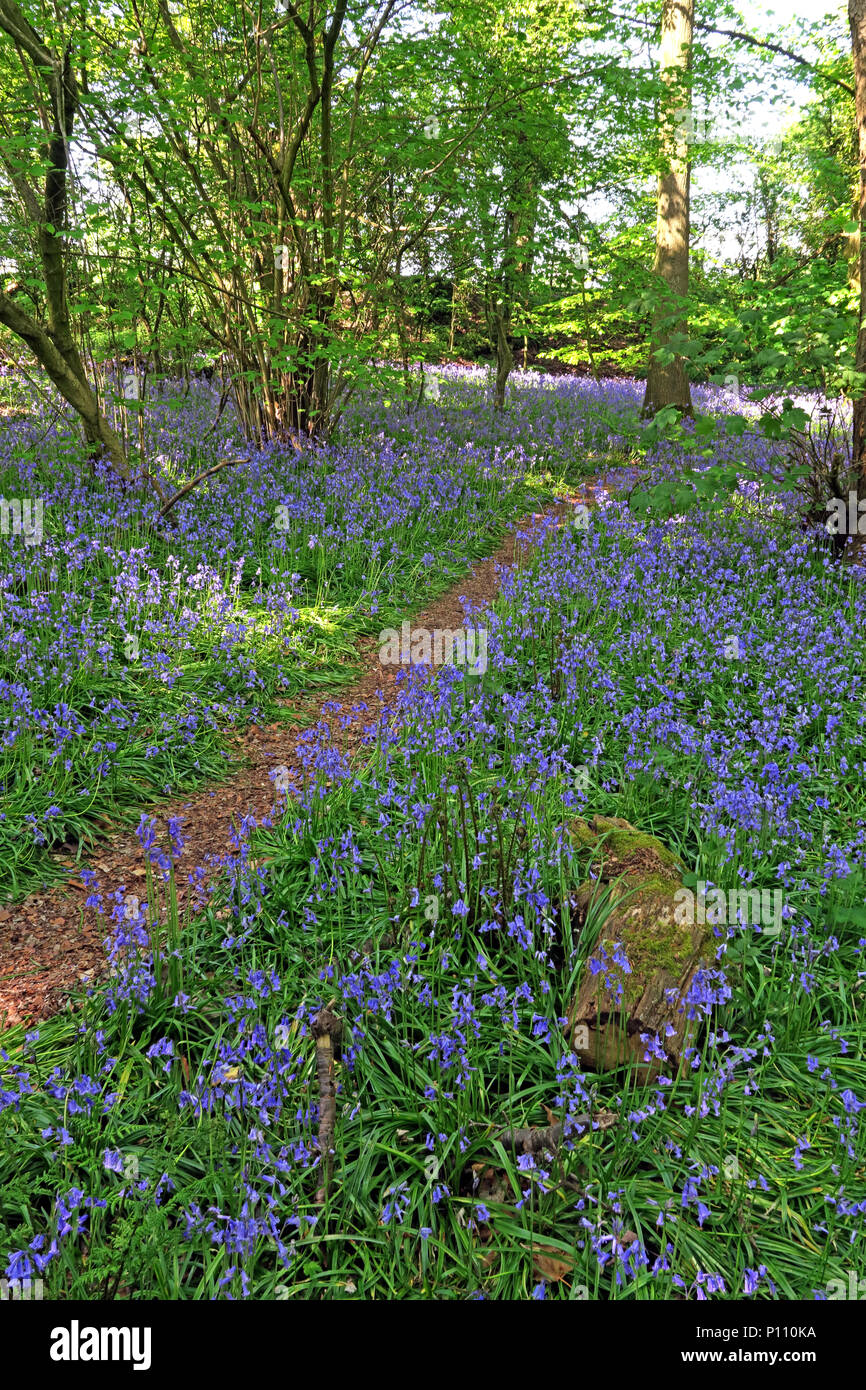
left=0, top=487, right=605, bottom=1031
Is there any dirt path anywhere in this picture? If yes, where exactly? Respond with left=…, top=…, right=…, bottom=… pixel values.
left=0, top=488, right=601, bottom=1029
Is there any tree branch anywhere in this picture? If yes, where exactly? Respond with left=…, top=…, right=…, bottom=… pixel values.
left=496, top=1110, right=617, bottom=1152
left=157, top=456, right=248, bottom=522
left=592, top=4, right=854, bottom=96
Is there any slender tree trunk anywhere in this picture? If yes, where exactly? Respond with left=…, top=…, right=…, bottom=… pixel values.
left=850, top=0, right=866, bottom=484
left=488, top=160, right=536, bottom=412
left=642, top=0, right=694, bottom=419
left=493, top=306, right=513, bottom=410
left=0, top=289, right=128, bottom=474
left=0, top=2, right=129, bottom=474
left=756, top=170, right=779, bottom=266
left=845, top=176, right=860, bottom=294
left=449, top=280, right=458, bottom=353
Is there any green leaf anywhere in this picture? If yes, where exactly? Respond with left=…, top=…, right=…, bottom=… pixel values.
left=724, top=415, right=750, bottom=437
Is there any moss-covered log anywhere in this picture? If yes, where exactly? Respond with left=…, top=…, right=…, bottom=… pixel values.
left=565, top=816, right=709, bottom=1083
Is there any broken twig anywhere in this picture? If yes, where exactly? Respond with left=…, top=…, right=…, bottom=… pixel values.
left=496, top=1110, right=617, bottom=1153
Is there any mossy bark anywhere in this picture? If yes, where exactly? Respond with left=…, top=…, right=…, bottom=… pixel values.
left=566, top=816, right=709, bottom=1083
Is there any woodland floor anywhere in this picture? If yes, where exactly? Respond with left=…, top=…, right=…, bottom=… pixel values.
left=0, top=490, right=600, bottom=1030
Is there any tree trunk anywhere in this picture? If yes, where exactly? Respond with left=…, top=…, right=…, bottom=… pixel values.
left=0, top=290, right=128, bottom=474
left=850, top=0, right=866, bottom=485
left=0, top=2, right=129, bottom=475
left=449, top=280, right=458, bottom=353
left=756, top=169, right=779, bottom=267
left=642, top=0, right=694, bottom=419
left=490, top=300, right=513, bottom=411
left=845, top=177, right=860, bottom=295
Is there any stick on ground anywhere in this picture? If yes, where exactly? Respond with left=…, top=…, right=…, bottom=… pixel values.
left=311, top=1004, right=343, bottom=1204
left=496, top=1110, right=617, bottom=1153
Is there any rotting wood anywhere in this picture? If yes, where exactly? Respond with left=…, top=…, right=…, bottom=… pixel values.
left=566, top=816, right=710, bottom=1083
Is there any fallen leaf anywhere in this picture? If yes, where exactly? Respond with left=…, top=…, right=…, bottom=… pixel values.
left=531, top=1245, right=577, bottom=1282
left=471, top=1163, right=510, bottom=1204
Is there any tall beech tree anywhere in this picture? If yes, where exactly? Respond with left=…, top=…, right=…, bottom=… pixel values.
left=850, top=0, right=866, bottom=486
left=642, top=0, right=694, bottom=418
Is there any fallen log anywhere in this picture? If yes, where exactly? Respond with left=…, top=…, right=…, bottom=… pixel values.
left=565, top=816, right=710, bottom=1083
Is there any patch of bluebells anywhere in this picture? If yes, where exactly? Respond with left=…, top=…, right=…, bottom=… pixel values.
left=0, top=370, right=557, bottom=884
left=2, top=372, right=865, bottom=1299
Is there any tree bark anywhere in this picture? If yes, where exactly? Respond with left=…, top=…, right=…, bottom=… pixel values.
left=311, top=1006, right=342, bottom=1205
left=0, top=290, right=128, bottom=475
left=0, top=2, right=129, bottom=475
left=642, top=0, right=694, bottom=419
left=849, top=0, right=866, bottom=485
left=496, top=1111, right=617, bottom=1152
left=490, top=299, right=514, bottom=411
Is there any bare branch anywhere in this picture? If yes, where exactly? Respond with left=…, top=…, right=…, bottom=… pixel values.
left=157, top=457, right=249, bottom=522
